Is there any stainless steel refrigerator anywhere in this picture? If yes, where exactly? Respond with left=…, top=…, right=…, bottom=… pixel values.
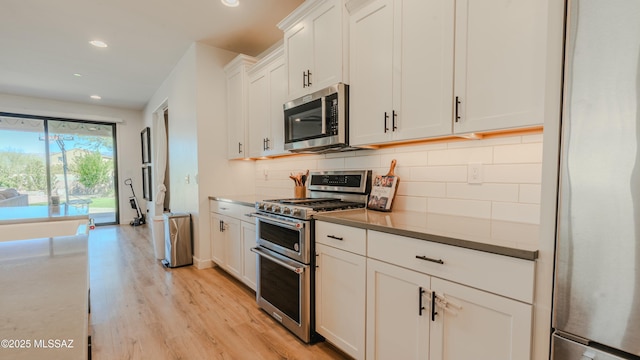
left=553, top=0, right=640, bottom=359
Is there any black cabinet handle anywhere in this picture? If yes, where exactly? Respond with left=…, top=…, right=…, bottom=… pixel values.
left=384, top=112, right=389, bottom=133
left=327, top=235, right=343, bottom=241
left=303, top=71, right=307, bottom=88
left=416, top=255, right=444, bottom=264
left=455, top=96, right=461, bottom=123
left=238, top=142, right=242, bottom=154
left=392, top=110, right=397, bottom=131
left=265, top=138, right=270, bottom=150
left=219, top=220, right=223, bottom=232
left=419, top=287, right=426, bottom=316
left=263, top=138, right=267, bottom=151
left=431, top=291, right=438, bottom=321
left=307, top=70, right=312, bottom=87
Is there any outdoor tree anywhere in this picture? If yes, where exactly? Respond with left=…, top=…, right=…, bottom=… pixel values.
left=72, top=151, right=112, bottom=194
left=0, top=151, right=47, bottom=191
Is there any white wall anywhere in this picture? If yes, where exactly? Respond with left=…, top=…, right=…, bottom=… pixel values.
left=0, top=92, right=144, bottom=225
left=144, top=42, right=255, bottom=268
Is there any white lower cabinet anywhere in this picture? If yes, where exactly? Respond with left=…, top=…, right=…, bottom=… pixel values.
left=209, top=200, right=257, bottom=291
left=241, top=221, right=257, bottom=290
left=316, top=243, right=366, bottom=360
left=315, top=221, right=534, bottom=360
left=429, top=277, right=532, bottom=360
left=366, top=258, right=430, bottom=360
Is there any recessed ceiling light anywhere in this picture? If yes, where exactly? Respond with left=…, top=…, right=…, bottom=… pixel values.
left=221, top=0, right=239, bottom=7
left=90, top=95, right=102, bottom=100
left=73, top=73, right=83, bottom=77
left=89, top=40, right=108, bottom=48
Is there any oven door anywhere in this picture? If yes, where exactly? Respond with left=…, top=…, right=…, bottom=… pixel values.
left=251, top=246, right=311, bottom=343
left=254, top=213, right=310, bottom=264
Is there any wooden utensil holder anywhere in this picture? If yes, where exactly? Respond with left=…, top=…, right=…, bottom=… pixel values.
left=294, top=186, right=306, bottom=199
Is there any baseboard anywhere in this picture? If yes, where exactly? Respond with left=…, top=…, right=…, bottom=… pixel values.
left=193, top=256, right=213, bottom=269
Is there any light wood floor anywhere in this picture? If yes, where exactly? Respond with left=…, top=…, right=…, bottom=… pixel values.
left=89, top=225, right=349, bottom=360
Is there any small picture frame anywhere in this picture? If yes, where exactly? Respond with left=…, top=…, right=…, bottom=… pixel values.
left=142, top=165, right=152, bottom=201
left=141, top=127, right=151, bottom=164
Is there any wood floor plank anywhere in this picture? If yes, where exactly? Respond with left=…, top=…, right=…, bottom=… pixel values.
left=89, top=225, right=349, bottom=360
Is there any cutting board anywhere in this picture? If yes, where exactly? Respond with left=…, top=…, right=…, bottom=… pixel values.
left=367, top=159, right=399, bottom=212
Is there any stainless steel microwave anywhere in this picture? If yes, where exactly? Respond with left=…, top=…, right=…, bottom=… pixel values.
left=283, top=83, right=350, bottom=153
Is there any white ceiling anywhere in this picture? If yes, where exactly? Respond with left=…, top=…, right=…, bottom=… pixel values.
left=0, top=0, right=304, bottom=110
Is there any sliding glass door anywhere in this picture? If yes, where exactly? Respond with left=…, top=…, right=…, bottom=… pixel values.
left=0, top=113, right=118, bottom=225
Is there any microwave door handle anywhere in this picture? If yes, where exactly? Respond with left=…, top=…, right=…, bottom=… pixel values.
left=321, top=96, right=327, bottom=134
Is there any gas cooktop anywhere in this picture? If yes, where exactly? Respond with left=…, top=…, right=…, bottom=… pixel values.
left=255, top=170, right=372, bottom=220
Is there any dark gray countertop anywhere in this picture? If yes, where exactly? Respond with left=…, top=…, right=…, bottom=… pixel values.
left=314, top=209, right=539, bottom=261
left=209, top=195, right=539, bottom=261
left=209, top=194, right=276, bottom=208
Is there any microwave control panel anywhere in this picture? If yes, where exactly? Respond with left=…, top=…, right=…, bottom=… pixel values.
left=326, top=93, right=339, bottom=135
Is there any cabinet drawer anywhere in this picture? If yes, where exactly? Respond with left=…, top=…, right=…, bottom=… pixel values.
left=316, top=221, right=367, bottom=256
left=367, top=230, right=534, bottom=303
left=209, top=200, right=254, bottom=221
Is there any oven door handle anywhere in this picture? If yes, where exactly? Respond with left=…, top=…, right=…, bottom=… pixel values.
left=252, top=213, right=305, bottom=231
left=251, top=247, right=308, bottom=274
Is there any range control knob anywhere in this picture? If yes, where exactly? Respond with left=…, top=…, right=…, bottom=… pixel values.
left=257, top=203, right=265, bottom=210
left=292, top=208, right=301, bottom=216
left=282, top=207, right=291, bottom=215
left=272, top=206, right=281, bottom=212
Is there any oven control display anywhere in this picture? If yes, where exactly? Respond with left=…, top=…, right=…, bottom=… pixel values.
left=312, top=175, right=362, bottom=187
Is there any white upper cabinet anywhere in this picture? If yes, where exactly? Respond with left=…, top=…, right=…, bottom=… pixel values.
left=453, top=0, right=548, bottom=134
left=279, top=0, right=348, bottom=100
left=247, top=47, right=287, bottom=158
left=224, top=55, right=257, bottom=159
left=349, top=0, right=454, bottom=146
left=348, top=0, right=550, bottom=146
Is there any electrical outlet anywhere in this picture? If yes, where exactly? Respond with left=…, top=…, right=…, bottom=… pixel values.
left=468, top=163, right=483, bottom=184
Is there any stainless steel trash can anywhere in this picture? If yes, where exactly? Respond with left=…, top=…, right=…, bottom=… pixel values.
left=162, top=212, right=192, bottom=268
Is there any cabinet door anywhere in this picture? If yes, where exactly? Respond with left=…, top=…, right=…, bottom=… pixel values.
left=223, top=216, right=242, bottom=279
left=316, top=243, right=366, bottom=360
left=366, top=258, right=430, bottom=360
left=429, top=277, right=533, bottom=360
left=241, top=221, right=257, bottom=291
left=309, top=0, right=344, bottom=92
left=266, top=57, right=287, bottom=156
left=349, top=0, right=395, bottom=146
left=285, top=18, right=313, bottom=99
left=210, top=212, right=225, bottom=266
left=226, top=68, right=246, bottom=159
left=397, top=0, right=454, bottom=140
left=453, top=0, right=547, bottom=134
left=248, top=70, right=269, bottom=158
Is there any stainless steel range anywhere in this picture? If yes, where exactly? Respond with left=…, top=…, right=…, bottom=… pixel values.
left=251, top=170, right=371, bottom=343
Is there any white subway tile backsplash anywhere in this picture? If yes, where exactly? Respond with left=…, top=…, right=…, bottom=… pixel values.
left=519, top=184, right=542, bottom=204
left=428, top=147, right=493, bottom=166
left=492, top=202, right=541, bottom=224
left=317, top=157, right=346, bottom=170
left=345, top=155, right=382, bottom=169
left=393, top=196, right=428, bottom=212
left=493, top=143, right=543, bottom=164
left=522, top=134, right=544, bottom=143
left=412, top=166, right=467, bottom=182
left=446, top=183, right=519, bottom=202
left=380, top=152, right=428, bottom=167
left=397, top=181, right=446, bottom=198
left=484, top=164, right=542, bottom=184
left=428, top=198, right=492, bottom=219
left=446, top=136, right=521, bottom=149
left=253, top=134, right=543, bottom=224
